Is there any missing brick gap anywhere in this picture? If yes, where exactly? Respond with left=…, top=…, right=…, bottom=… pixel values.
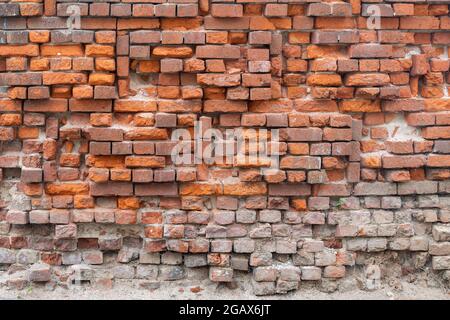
left=386, top=113, right=423, bottom=142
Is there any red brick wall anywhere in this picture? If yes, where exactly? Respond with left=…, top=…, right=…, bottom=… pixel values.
left=0, top=0, right=449, bottom=293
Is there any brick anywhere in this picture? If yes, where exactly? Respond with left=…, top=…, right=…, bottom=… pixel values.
left=90, top=182, right=133, bottom=197
left=135, top=183, right=178, bottom=196
left=345, top=73, right=390, bottom=87
left=125, top=156, right=165, bottom=168
left=152, top=46, right=193, bottom=58
left=0, top=73, right=42, bottom=86
left=211, top=4, right=243, bottom=18
left=21, top=168, right=42, bottom=183
left=350, top=44, right=393, bottom=58
left=204, top=17, right=249, bottom=30
left=6, top=210, right=28, bottom=225
left=422, top=127, right=450, bottom=140
left=398, top=181, right=438, bottom=195
left=197, top=74, right=240, bottom=87
left=411, top=54, right=429, bottom=76
left=383, top=100, right=424, bottom=112
left=204, top=100, right=247, bottom=113
left=269, top=184, right=311, bottom=196
left=124, top=128, right=168, bottom=140
left=0, top=44, right=39, bottom=57
left=130, top=31, right=160, bottom=44
left=196, top=45, right=241, bottom=59
left=432, top=256, right=450, bottom=270
left=87, top=128, right=123, bottom=142
left=160, top=59, right=182, bottom=73
left=383, top=156, right=426, bottom=169
left=400, top=17, right=440, bottom=30
left=29, top=263, right=51, bottom=282
left=354, top=182, right=397, bottom=196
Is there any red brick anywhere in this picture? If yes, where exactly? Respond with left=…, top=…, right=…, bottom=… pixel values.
left=211, top=4, right=243, bottom=18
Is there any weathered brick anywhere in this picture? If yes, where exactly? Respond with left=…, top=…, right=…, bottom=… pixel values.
left=0, top=0, right=447, bottom=294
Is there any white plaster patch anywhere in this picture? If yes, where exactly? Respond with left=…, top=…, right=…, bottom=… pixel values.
left=385, top=113, right=423, bottom=142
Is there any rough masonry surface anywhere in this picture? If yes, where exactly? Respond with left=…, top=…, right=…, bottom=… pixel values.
left=0, top=0, right=450, bottom=295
